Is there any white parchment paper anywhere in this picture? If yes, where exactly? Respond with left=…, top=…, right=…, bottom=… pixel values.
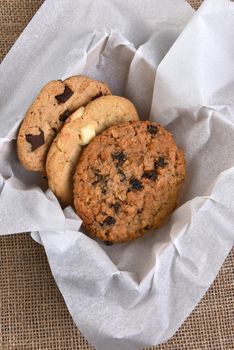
left=0, top=0, right=234, bottom=349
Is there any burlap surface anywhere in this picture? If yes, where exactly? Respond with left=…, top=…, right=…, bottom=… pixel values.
left=0, top=0, right=233, bottom=349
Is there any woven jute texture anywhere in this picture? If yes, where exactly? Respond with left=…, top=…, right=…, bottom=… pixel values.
left=0, top=0, right=233, bottom=349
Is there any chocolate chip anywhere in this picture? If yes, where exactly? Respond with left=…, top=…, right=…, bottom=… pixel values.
left=52, top=127, right=57, bottom=134
left=147, top=124, right=158, bottom=135
left=118, top=169, right=126, bottom=182
left=112, top=202, right=121, bottom=213
left=26, top=129, right=45, bottom=151
left=91, top=91, right=104, bottom=101
left=104, top=240, right=113, bottom=246
left=100, top=216, right=116, bottom=226
left=55, top=85, right=73, bottom=103
left=137, top=209, right=143, bottom=213
left=142, top=170, right=157, bottom=181
left=128, top=178, right=143, bottom=192
left=155, top=157, right=166, bottom=168
left=144, top=225, right=152, bottom=230
left=59, top=109, right=71, bottom=122
left=112, top=151, right=127, bottom=166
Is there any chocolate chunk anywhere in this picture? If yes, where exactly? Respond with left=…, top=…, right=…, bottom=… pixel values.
left=112, top=202, right=121, bottom=213
left=91, top=91, right=104, bottom=101
left=142, top=170, right=157, bottom=181
left=155, top=157, right=166, bottom=168
left=55, top=85, right=73, bottom=103
left=112, top=151, right=127, bottom=166
left=104, top=240, right=113, bottom=246
left=144, top=225, right=152, bottom=230
left=52, top=127, right=57, bottom=134
left=26, top=129, right=45, bottom=151
left=147, top=124, right=158, bottom=135
left=59, top=109, right=71, bottom=122
left=128, top=178, right=143, bottom=192
left=118, top=169, right=126, bottom=182
left=100, top=216, right=116, bottom=226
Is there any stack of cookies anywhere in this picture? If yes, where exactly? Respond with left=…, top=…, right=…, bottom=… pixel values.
left=17, top=75, right=186, bottom=243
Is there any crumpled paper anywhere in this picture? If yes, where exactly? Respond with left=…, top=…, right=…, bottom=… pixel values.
left=0, top=0, right=234, bottom=349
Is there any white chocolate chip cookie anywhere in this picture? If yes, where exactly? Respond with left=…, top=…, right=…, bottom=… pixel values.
left=46, top=95, right=139, bottom=206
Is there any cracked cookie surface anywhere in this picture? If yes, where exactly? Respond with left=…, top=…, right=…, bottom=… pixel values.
left=74, top=121, right=186, bottom=243
left=17, top=76, right=111, bottom=172
left=46, top=96, right=139, bottom=206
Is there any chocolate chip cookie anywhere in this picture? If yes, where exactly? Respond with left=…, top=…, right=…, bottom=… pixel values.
left=46, top=96, right=139, bottom=206
left=17, top=76, right=111, bottom=172
left=73, top=121, right=186, bottom=243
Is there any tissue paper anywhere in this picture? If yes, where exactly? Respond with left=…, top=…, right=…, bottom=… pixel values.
left=0, top=0, right=233, bottom=349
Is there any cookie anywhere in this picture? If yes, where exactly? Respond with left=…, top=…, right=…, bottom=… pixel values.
left=17, top=76, right=111, bottom=172
left=73, top=121, right=186, bottom=243
left=46, top=96, right=139, bottom=206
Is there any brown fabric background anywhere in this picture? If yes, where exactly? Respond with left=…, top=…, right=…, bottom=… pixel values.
left=0, top=0, right=233, bottom=349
